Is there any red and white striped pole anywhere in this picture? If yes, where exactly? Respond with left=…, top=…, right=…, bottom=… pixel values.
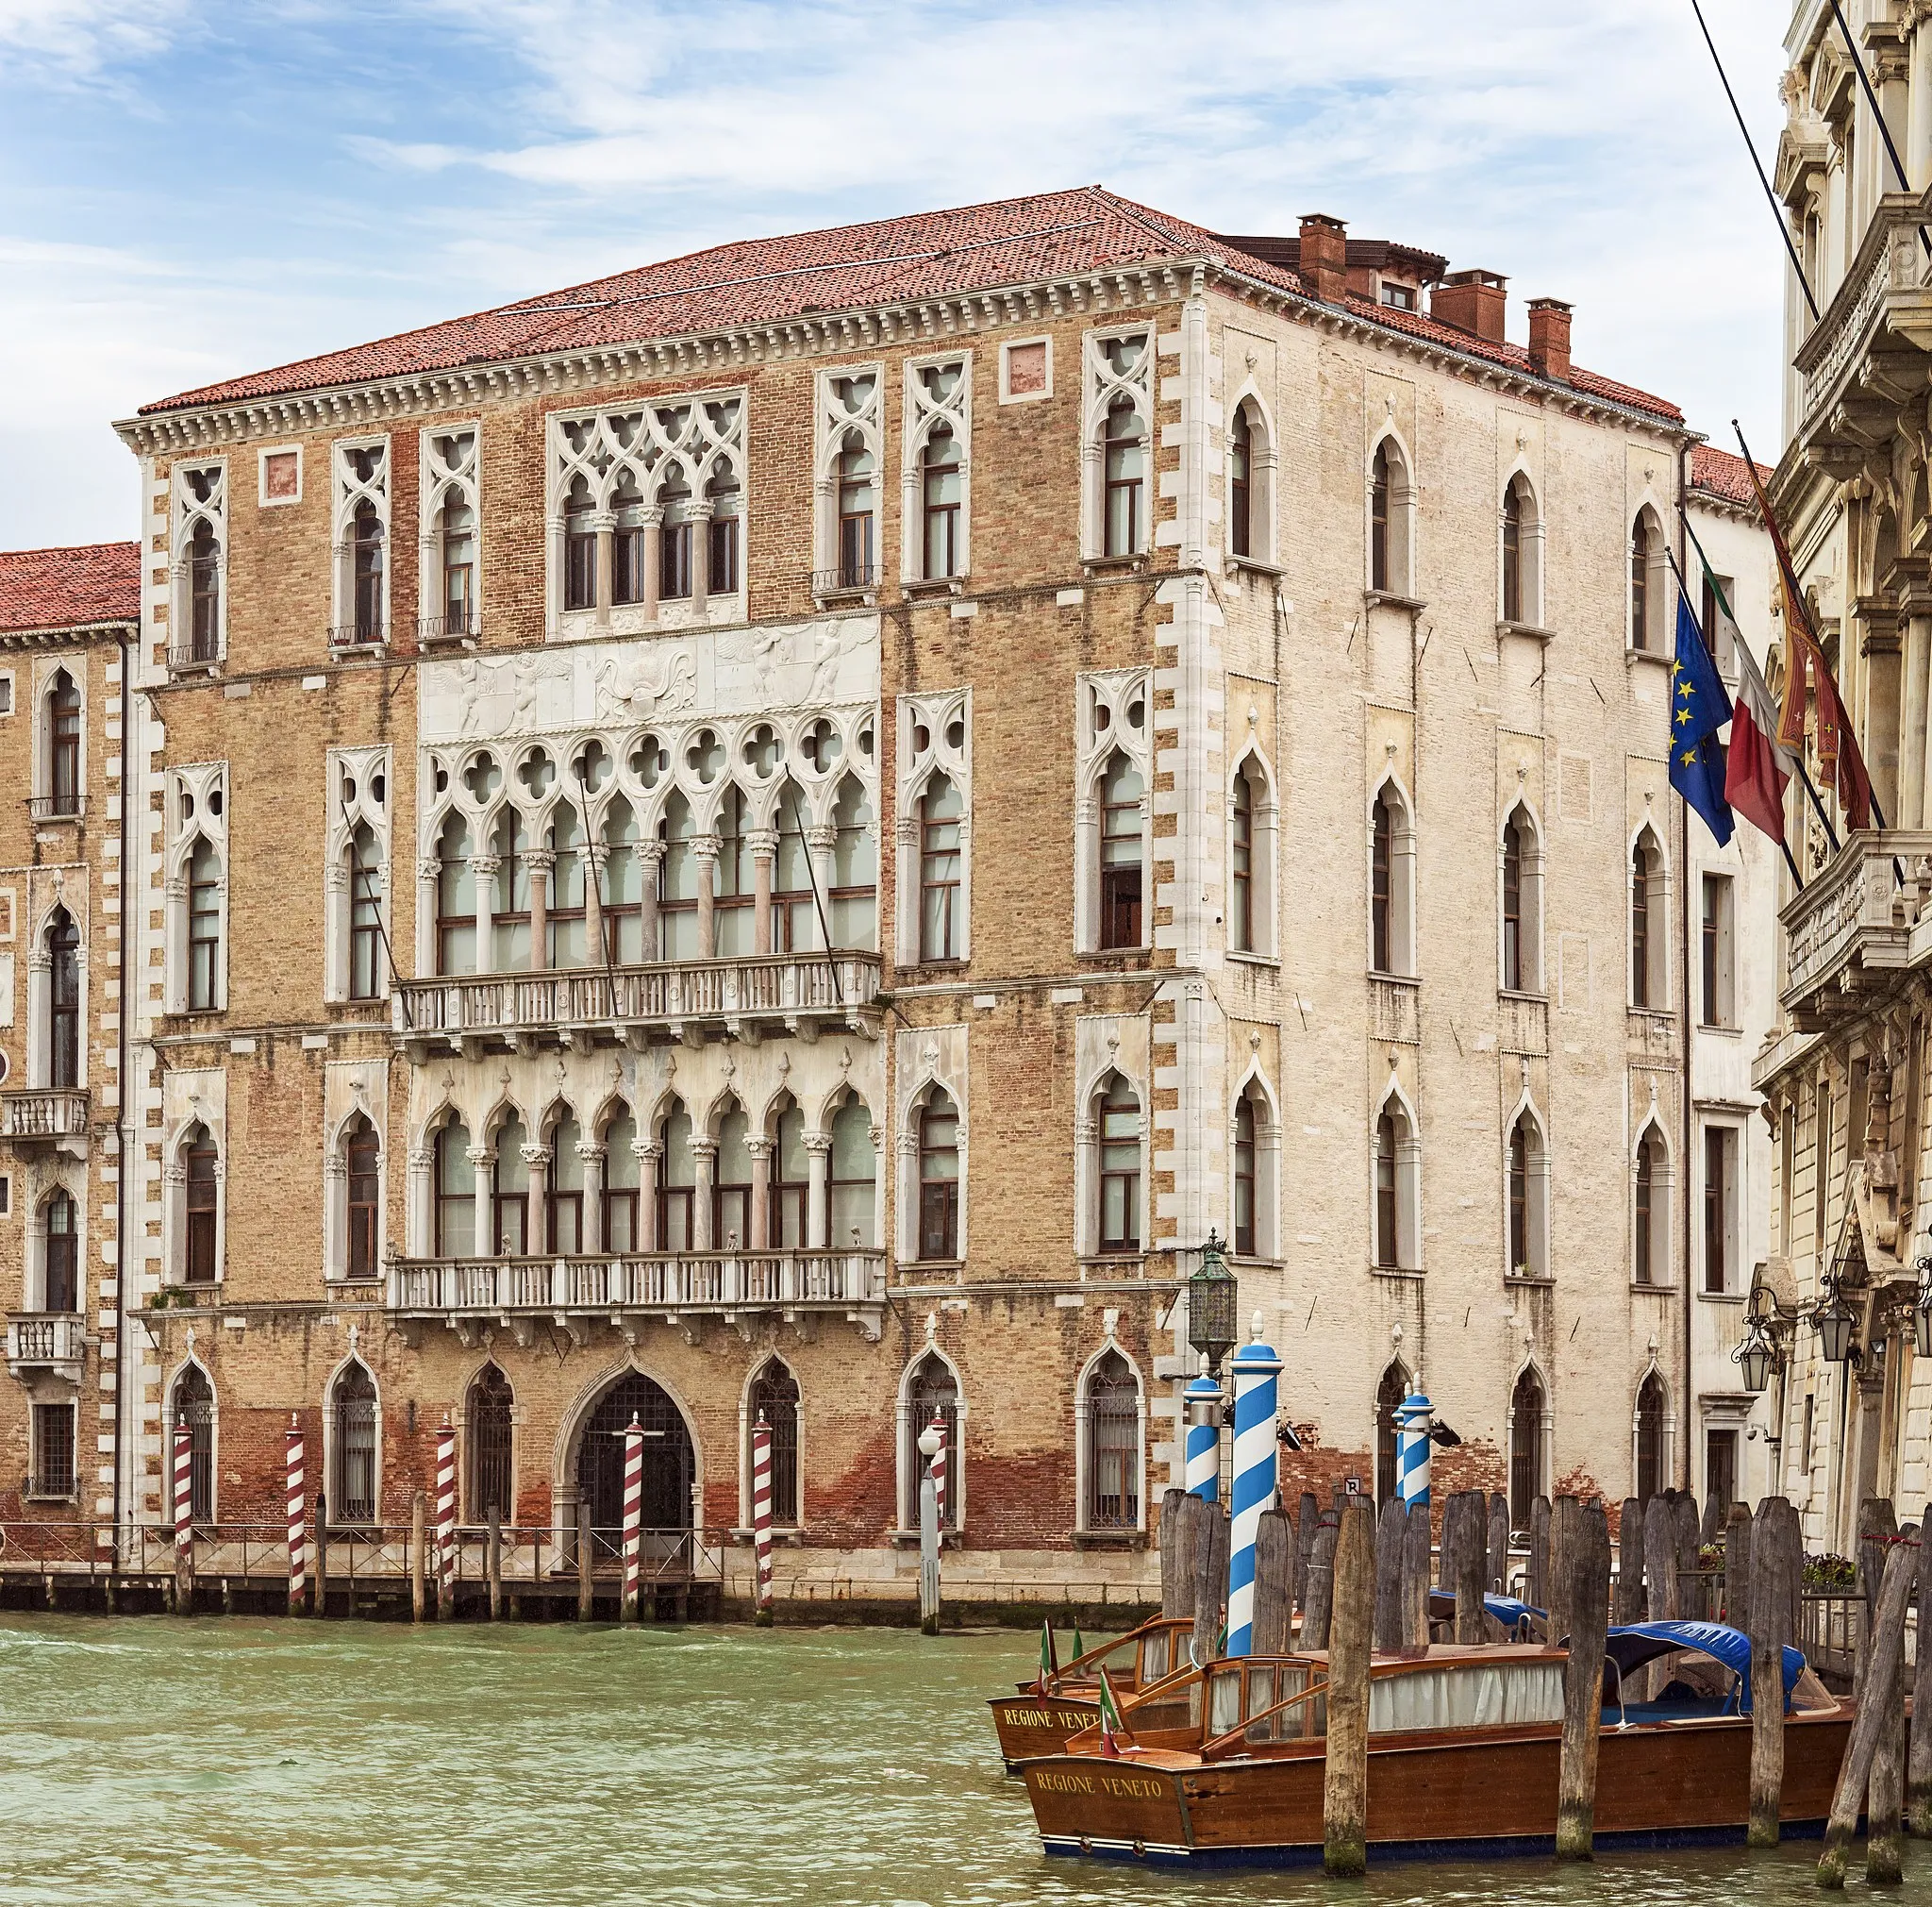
left=622, top=1413, right=644, bottom=1622
left=928, top=1412, right=948, bottom=1530
left=172, top=1419, right=194, bottom=1614
left=286, top=1414, right=306, bottom=1615
left=751, top=1410, right=774, bottom=1625
left=435, top=1415, right=458, bottom=1617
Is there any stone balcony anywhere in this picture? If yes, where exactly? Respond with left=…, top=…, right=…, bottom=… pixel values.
left=386, top=1248, right=887, bottom=1344
left=1, top=1088, right=91, bottom=1153
left=1781, top=830, right=1932, bottom=1031
left=391, top=952, right=882, bottom=1059
left=6, top=1313, right=86, bottom=1382
left=1794, top=189, right=1932, bottom=464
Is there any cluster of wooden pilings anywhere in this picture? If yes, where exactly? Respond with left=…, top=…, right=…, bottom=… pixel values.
left=1157, top=1483, right=1931, bottom=1882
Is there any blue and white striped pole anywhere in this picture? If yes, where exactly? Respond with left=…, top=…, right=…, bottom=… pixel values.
left=1224, top=1314, right=1282, bottom=1658
left=1184, top=1365, right=1222, bottom=1501
left=1395, top=1392, right=1433, bottom=1513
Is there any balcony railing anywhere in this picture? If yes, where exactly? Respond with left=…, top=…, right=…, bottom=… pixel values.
left=1, top=1088, right=91, bottom=1143
left=6, top=1313, right=85, bottom=1380
left=811, top=563, right=878, bottom=596
left=393, top=951, right=880, bottom=1051
left=26, top=794, right=83, bottom=823
left=418, top=611, right=477, bottom=647
left=1780, top=829, right=1932, bottom=1029
left=328, top=620, right=386, bottom=653
left=388, top=1249, right=886, bottom=1337
left=166, top=639, right=220, bottom=674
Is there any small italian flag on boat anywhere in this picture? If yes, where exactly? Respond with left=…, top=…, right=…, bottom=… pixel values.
left=1034, top=1619, right=1058, bottom=1693
left=1096, top=1667, right=1130, bottom=1758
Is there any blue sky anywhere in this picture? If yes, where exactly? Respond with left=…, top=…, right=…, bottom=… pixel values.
left=1, top=0, right=1789, bottom=548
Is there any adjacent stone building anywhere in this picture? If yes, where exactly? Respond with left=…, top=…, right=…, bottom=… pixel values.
left=69, top=187, right=1702, bottom=1605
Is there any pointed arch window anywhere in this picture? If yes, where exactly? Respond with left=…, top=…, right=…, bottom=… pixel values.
left=348, top=823, right=384, bottom=999
left=828, top=1093, right=876, bottom=1250
left=1507, top=1110, right=1549, bottom=1280
left=184, top=1124, right=219, bottom=1285
left=612, top=474, right=647, bottom=608
left=187, top=838, right=222, bottom=1012
left=491, top=1115, right=529, bottom=1255
left=548, top=1113, right=585, bottom=1253
left=352, top=499, right=385, bottom=644
left=1370, top=783, right=1415, bottom=977
left=43, top=1189, right=77, bottom=1313
left=1636, top=1372, right=1666, bottom=1501
left=435, top=815, right=476, bottom=977
left=188, top=520, right=221, bottom=661
left=1631, top=831, right=1665, bottom=1009
left=1374, top=1094, right=1420, bottom=1271
left=330, top=1362, right=379, bottom=1526
left=1374, top=1112, right=1399, bottom=1268
left=922, top=426, right=962, bottom=580
left=918, top=1092, right=960, bottom=1261
left=659, top=465, right=693, bottom=601
left=708, top=466, right=741, bottom=595
left=1500, top=806, right=1542, bottom=994
left=770, top=1097, right=808, bottom=1248
left=773, top=782, right=815, bottom=953
left=1099, top=753, right=1144, bottom=950
left=46, top=909, right=79, bottom=1087
left=919, top=776, right=963, bottom=962
left=1084, top=1349, right=1141, bottom=1529
left=714, top=1102, right=753, bottom=1249
left=1502, top=480, right=1524, bottom=623
left=172, top=1363, right=216, bottom=1524
left=1372, top=443, right=1391, bottom=591
left=837, top=436, right=876, bottom=588
left=47, top=671, right=81, bottom=815
left=829, top=778, right=877, bottom=951
left=1234, top=1096, right=1257, bottom=1258
left=602, top=1112, right=639, bottom=1253
left=600, top=799, right=643, bottom=964
left=440, top=494, right=475, bottom=637
left=548, top=810, right=588, bottom=968
left=1096, top=1078, right=1141, bottom=1254
left=345, top=1115, right=380, bottom=1280
left=1230, top=408, right=1253, bottom=559
left=467, top=1363, right=513, bottom=1522
left=1369, top=437, right=1414, bottom=596
left=749, top=1360, right=801, bottom=1527
left=905, top=1352, right=958, bottom=1531
left=1103, top=399, right=1145, bottom=558
left=564, top=477, right=597, bottom=612
left=1634, top=1129, right=1662, bottom=1286
left=658, top=793, right=699, bottom=962
left=1374, top=1363, right=1408, bottom=1504
left=658, top=1101, right=696, bottom=1252
left=491, top=809, right=532, bottom=971
left=434, top=1119, right=475, bottom=1258
left=1500, top=474, right=1541, bottom=626
left=713, top=787, right=754, bottom=959
left=1231, top=769, right=1255, bottom=952
left=1630, top=507, right=1665, bottom=651
left=1509, top=1367, right=1546, bottom=1528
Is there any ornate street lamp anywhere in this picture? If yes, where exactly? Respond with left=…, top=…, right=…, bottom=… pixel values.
left=1814, top=1279, right=1857, bottom=1366
left=1735, top=1323, right=1773, bottom=1396
left=1188, top=1230, right=1239, bottom=1379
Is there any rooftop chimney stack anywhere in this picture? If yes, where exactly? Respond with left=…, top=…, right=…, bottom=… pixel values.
left=1297, top=213, right=1349, bottom=305
left=1527, top=298, right=1573, bottom=383
left=1431, top=269, right=1508, bottom=343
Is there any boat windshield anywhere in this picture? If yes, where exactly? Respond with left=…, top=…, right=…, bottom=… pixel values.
left=1369, top=1659, right=1566, bottom=1732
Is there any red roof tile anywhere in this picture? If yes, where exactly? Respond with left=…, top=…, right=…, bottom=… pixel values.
left=0, top=542, right=140, bottom=635
left=138, top=186, right=1681, bottom=426
left=1690, top=443, right=1770, bottom=506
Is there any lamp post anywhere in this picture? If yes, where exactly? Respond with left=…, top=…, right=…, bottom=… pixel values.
left=1187, top=1230, right=1239, bottom=1378
left=1813, top=1274, right=1858, bottom=1366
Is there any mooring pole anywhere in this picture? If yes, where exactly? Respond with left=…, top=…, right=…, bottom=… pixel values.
left=1555, top=1501, right=1611, bottom=1860
left=1747, top=1496, right=1794, bottom=1848
left=1323, top=1497, right=1375, bottom=1878
left=1910, top=1499, right=1932, bottom=1836
left=409, top=1491, right=427, bottom=1623
left=487, top=1505, right=503, bottom=1623
left=1253, top=1507, right=1294, bottom=1657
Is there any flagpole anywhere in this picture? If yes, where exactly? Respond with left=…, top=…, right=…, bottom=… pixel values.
left=1688, top=0, right=1821, bottom=322
left=1824, top=0, right=1932, bottom=260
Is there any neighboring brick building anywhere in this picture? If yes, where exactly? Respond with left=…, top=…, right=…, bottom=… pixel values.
left=85, top=187, right=1700, bottom=1605
left=0, top=542, right=140, bottom=1532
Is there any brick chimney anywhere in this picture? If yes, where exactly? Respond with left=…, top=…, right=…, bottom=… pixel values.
left=1526, top=298, right=1573, bottom=382
left=1297, top=213, right=1349, bottom=304
left=1432, top=268, right=1507, bottom=343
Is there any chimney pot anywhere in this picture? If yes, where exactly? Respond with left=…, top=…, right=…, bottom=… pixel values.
left=1297, top=213, right=1350, bottom=306
left=1431, top=268, right=1508, bottom=344
left=1527, top=297, right=1573, bottom=383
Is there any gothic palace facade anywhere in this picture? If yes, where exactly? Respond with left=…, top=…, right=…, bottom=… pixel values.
left=1, top=189, right=1709, bottom=1601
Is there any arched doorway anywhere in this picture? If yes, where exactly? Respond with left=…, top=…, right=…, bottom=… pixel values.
left=1636, top=1373, right=1666, bottom=1502
left=1509, top=1367, right=1546, bottom=1530
left=575, top=1371, right=694, bottom=1537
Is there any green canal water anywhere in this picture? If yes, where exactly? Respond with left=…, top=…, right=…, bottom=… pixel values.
left=0, top=1614, right=1881, bottom=1905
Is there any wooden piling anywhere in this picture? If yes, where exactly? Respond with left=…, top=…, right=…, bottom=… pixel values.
left=1158, top=1489, right=1186, bottom=1617
left=1614, top=1497, right=1644, bottom=1626
left=1529, top=1495, right=1551, bottom=1611
left=1820, top=1522, right=1921, bottom=1888
left=314, top=1493, right=328, bottom=1619
left=410, top=1491, right=427, bottom=1623
left=1858, top=1498, right=1905, bottom=1885
left=1547, top=1495, right=1581, bottom=1647
left=1374, top=1495, right=1406, bottom=1650
left=1295, top=1491, right=1319, bottom=1611
left=1672, top=1493, right=1703, bottom=1619
left=1642, top=1493, right=1674, bottom=1619
left=1724, top=1501, right=1752, bottom=1640
left=1401, top=1501, right=1431, bottom=1648
left=1910, top=1499, right=1932, bottom=1836
left=1555, top=1499, right=1611, bottom=1859
left=1171, top=1492, right=1203, bottom=1625
left=1323, top=1497, right=1375, bottom=1879
left=1303, top=1515, right=1339, bottom=1650
left=1486, top=1492, right=1509, bottom=1604
left=576, top=1500, right=594, bottom=1621
left=1192, top=1503, right=1228, bottom=1665
left=1453, top=1493, right=1485, bottom=1644
left=1699, top=1492, right=1724, bottom=1550
left=1747, top=1496, right=1794, bottom=1849
left=1254, top=1507, right=1295, bottom=1657
left=487, top=1507, right=502, bottom=1623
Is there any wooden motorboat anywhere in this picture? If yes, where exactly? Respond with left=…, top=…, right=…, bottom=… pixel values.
left=988, top=1616, right=1195, bottom=1770
left=1020, top=1621, right=1851, bottom=1866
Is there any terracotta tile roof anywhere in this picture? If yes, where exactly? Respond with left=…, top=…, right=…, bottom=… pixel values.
left=138, top=186, right=1682, bottom=426
left=1689, top=443, right=1770, bottom=506
left=0, top=542, right=141, bottom=635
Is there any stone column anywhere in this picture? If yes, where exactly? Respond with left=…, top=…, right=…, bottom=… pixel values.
left=694, top=836, right=720, bottom=960
left=690, top=502, right=713, bottom=618
left=745, top=1134, right=773, bottom=1249
left=637, top=1140, right=660, bottom=1253
left=470, top=854, right=500, bottom=974
left=749, top=829, right=777, bottom=956
left=407, top=1145, right=433, bottom=1259
left=523, top=1144, right=551, bottom=1256
left=641, top=510, right=662, bottom=625
left=808, top=827, right=838, bottom=950
left=592, top=510, right=614, bottom=629
left=527, top=847, right=555, bottom=972
left=584, top=843, right=607, bottom=973
left=638, top=841, right=665, bottom=964
left=416, top=856, right=441, bottom=978
left=468, top=1146, right=494, bottom=1259
left=1901, top=614, right=1931, bottom=828
left=805, top=1131, right=832, bottom=1250
left=578, top=1141, right=607, bottom=1253
left=691, top=1136, right=718, bottom=1251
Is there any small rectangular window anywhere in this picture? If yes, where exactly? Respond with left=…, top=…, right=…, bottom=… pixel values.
left=0, top=1174, right=9, bottom=1216
left=1701, top=573, right=1739, bottom=677
left=31, top=1402, right=75, bottom=1497
left=0, top=673, right=13, bottom=716
left=1703, top=1125, right=1736, bottom=1296
left=1700, top=873, right=1735, bottom=1028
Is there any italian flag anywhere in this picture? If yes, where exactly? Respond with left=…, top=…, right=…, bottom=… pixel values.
left=1034, top=1619, right=1058, bottom=1694
left=1097, top=1667, right=1130, bottom=1758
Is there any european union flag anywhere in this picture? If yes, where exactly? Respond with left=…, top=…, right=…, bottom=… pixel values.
left=1670, top=595, right=1734, bottom=847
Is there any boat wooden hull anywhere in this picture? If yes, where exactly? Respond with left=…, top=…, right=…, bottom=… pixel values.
left=1023, top=1707, right=1854, bottom=1865
left=989, top=1693, right=1099, bottom=1769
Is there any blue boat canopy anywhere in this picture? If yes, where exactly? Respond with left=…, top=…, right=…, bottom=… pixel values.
left=1601, top=1620, right=1804, bottom=1710
left=1424, top=1589, right=1542, bottom=1630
